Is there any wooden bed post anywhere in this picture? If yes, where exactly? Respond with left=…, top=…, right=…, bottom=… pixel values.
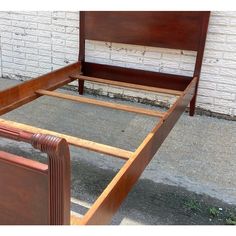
left=78, top=11, right=85, bottom=95
left=190, top=12, right=210, bottom=116
left=31, top=134, right=71, bottom=225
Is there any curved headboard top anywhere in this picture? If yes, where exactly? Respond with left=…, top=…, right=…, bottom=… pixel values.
left=80, top=11, right=210, bottom=51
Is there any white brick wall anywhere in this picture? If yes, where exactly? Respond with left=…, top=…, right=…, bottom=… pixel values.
left=0, top=11, right=235, bottom=117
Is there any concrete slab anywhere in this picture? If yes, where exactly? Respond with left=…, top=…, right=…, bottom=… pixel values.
left=0, top=78, right=235, bottom=225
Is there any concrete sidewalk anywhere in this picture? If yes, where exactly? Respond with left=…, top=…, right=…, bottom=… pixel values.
left=0, top=78, right=235, bottom=224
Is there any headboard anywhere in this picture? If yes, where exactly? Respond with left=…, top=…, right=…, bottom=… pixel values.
left=81, top=11, right=208, bottom=51
left=78, top=11, right=210, bottom=98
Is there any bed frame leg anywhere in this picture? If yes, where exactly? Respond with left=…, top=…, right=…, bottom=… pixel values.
left=78, top=79, right=85, bottom=95
left=189, top=95, right=196, bottom=116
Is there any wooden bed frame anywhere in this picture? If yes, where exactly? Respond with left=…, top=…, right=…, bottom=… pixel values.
left=0, top=11, right=210, bottom=225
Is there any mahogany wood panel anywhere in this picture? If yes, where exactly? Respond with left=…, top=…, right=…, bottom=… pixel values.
left=80, top=77, right=197, bottom=225
left=82, top=11, right=208, bottom=51
left=0, top=152, right=49, bottom=225
left=0, top=62, right=81, bottom=116
left=83, top=62, right=192, bottom=91
left=0, top=125, right=71, bottom=225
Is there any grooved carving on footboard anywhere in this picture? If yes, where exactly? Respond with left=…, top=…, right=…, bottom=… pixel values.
left=0, top=125, right=70, bottom=225
left=31, top=134, right=71, bottom=225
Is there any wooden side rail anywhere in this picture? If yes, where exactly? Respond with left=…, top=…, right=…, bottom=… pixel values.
left=79, top=77, right=197, bottom=225
left=0, top=118, right=133, bottom=160
left=0, top=62, right=81, bottom=116
left=36, top=89, right=166, bottom=118
left=0, top=125, right=71, bottom=225
left=70, top=74, right=183, bottom=96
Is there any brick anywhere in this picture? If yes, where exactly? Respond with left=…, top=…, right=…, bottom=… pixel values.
left=26, top=66, right=50, bottom=74
left=24, top=35, right=38, bottom=42
left=213, top=105, right=231, bottom=115
left=182, top=50, right=196, bottom=56
left=66, top=12, right=79, bottom=20
left=197, top=95, right=214, bottom=104
left=52, top=38, right=65, bottom=46
left=52, top=11, right=66, bottom=18
left=52, top=51, right=65, bottom=59
left=220, top=67, right=236, bottom=77
left=2, top=54, right=13, bottom=62
left=12, top=51, right=25, bottom=59
left=179, top=63, right=195, bottom=71
left=2, top=62, right=25, bottom=70
left=39, top=49, right=51, bottom=56
left=146, top=46, right=181, bottom=55
left=66, top=26, right=79, bottom=34
left=162, top=53, right=181, bottom=61
left=39, top=61, right=51, bottom=69
left=13, top=58, right=26, bottom=65
left=53, top=25, right=66, bottom=33
left=212, top=25, right=236, bottom=35
left=52, top=58, right=67, bottom=65
left=180, top=55, right=196, bottom=63
left=207, top=33, right=226, bottom=42
left=160, top=67, right=181, bottom=75
left=160, top=60, right=179, bottom=69
left=210, top=16, right=230, bottom=25
left=1, top=44, right=13, bottom=50
left=25, top=28, right=51, bottom=37
left=217, top=83, right=236, bottom=93
left=38, top=23, right=52, bottom=31
left=64, top=53, right=78, bottom=61
left=214, top=98, right=236, bottom=108
left=37, top=11, right=51, bottom=17
left=2, top=68, right=14, bottom=74
left=204, top=49, right=223, bottom=59
left=66, top=40, right=78, bottom=48
left=87, top=49, right=110, bottom=59
left=85, top=56, right=111, bottom=65
left=201, top=65, right=220, bottom=75
left=198, top=88, right=235, bottom=100
left=198, top=81, right=216, bottom=90
left=143, top=58, right=161, bottom=66
left=38, top=36, right=51, bottom=44
left=223, top=52, right=236, bottom=61
left=1, top=31, right=12, bottom=38
left=25, top=15, right=51, bottom=24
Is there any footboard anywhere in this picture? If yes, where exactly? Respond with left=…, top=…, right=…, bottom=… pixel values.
left=0, top=125, right=71, bottom=225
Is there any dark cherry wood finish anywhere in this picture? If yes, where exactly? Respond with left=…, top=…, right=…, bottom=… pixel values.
left=82, top=62, right=192, bottom=91
left=83, top=12, right=205, bottom=51
left=0, top=151, right=49, bottom=225
left=79, top=11, right=210, bottom=115
left=0, top=62, right=80, bottom=116
left=0, top=125, right=71, bottom=225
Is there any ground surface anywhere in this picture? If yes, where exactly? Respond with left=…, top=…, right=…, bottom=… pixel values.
left=0, top=78, right=235, bottom=225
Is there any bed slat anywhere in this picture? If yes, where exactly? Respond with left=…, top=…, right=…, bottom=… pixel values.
left=36, top=89, right=165, bottom=118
